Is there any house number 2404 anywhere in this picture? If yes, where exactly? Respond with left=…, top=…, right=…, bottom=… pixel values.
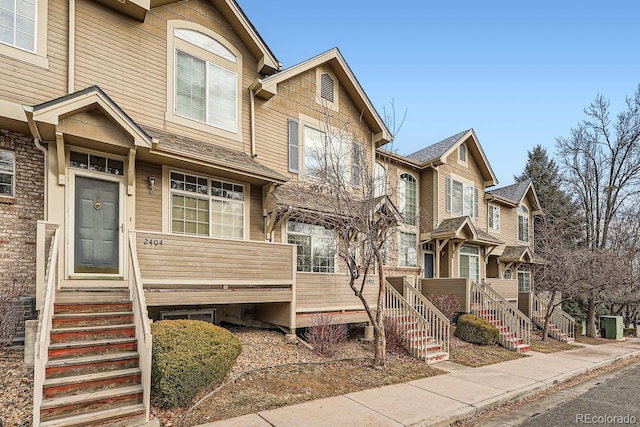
left=143, top=239, right=163, bottom=246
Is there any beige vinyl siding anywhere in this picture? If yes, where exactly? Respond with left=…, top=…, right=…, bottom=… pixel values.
left=136, top=232, right=294, bottom=281
left=249, top=185, right=265, bottom=241
left=420, top=278, right=469, bottom=313
left=135, top=162, right=162, bottom=232
left=420, top=168, right=434, bottom=231
left=72, top=0, right=260, bottom=153
left=296, top=273, right=377, bottom=313
left=0, top=0, right=67, bottom=106
left=252, top=68, right=377, bottom=177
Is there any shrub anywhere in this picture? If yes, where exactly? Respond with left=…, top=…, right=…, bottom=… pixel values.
left=384, top=316, right=409, bottom=355
left=150, top=320, right=241, bottom=408
left=427, top=293, right=460, bottom=321
left=454, top=314, right=499, bottom=345
left=0, top=279, right=27, bottom=350
left=304, top=313, right=348, bottom=356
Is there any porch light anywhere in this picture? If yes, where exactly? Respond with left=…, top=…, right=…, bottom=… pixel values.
left=148, top=175, right=156, bottom=193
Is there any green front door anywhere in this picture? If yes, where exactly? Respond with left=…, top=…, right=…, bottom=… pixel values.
left=74, top=176, right=120, bottom=274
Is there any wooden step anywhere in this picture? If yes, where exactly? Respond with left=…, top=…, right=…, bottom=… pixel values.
left=40, top=385, right=143, bottom=422
left=53, top=312, right=134, bottom=328
left=43, top=368, right=142, bottom=399
left=40, top=403, right=146, bottom=427
left=54, top=301, right=133, bottom=314
left=55, top=289, right=130, bottom=304
left=48, top=337, right=137, bottom=359
left=425, top=351, right=449, bottom=364
left=50, top=324, right=136, bottom=344
left=46, top=352, right=139, bottom=379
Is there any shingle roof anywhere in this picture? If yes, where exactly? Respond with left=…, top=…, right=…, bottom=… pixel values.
left=487, top=180, right=532, bottom=204
left=500, top=245, right=531, bottom=262
left=143, top=127, right=287, bottom=182
left=406, top=130, right=470, bottom=163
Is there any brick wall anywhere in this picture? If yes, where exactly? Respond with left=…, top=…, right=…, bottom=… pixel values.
left=0, top=128, right=44, bottom=297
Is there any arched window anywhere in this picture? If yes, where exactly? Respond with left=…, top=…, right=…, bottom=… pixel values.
left=399, top=173, right=417, bottom=225
left=167, top=22, right=242, bottom=139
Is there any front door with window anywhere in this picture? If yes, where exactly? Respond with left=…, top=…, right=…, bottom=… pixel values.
left=459, top=245, right=480, bottom=284
left=74, top=176, right=120, bottom=274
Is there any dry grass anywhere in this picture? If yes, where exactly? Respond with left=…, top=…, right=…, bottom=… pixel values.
left=529, top=330, right=578, bottom=353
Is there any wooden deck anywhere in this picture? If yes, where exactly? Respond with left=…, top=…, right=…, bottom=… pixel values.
left=134, top=231, right=296, bottom=306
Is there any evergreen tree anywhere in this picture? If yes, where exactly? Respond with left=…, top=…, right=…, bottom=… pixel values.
left=514, top=145, right=577, bottom=223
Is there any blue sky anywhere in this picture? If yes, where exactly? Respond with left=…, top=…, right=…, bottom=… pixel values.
left=240, top=1, right=640, bottom=187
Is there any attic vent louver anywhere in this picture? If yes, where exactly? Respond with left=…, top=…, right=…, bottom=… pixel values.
left=320, top=73, right=334, bottom=102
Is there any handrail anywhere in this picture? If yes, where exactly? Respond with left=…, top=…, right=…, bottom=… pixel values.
left=33, top=225, right=60, bottom=426
left=532, top=293, right=575, bottom=342
left=471, top=280, right=530, bottom=351
left=384, top=281, right=444, bottom=361
left=401, top=279, right=450, bottom=354
left=128, top=231, right=152, bottom=423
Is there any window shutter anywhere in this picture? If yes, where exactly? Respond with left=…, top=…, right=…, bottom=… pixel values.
left=445, top=176, right=451, bottom=212
left=351, top=142, right=361, bottom=188
left=474, top=187, right=479, bottom=219
left=288, top=118, right=299, bottom=173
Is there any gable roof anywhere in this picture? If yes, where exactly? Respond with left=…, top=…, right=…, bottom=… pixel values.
left=24, top=85, right=153, bottom=148
left=423, top=216, right=502, bottom=247
left=251, top=48, right=392, bottom=147
left=487, top=179, right=543, bottom=214
left=404, top=129, right=498, bottom=186
left=97, top=0, right=280, bottom=74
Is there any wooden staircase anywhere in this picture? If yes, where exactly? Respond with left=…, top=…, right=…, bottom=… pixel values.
left=531, top=294, right=575, bottom=343
left=384, top=280, right=450, bottom=364
left=38, top=288, right=146, bottom=427
left=474, top=308, right=531, bottom=353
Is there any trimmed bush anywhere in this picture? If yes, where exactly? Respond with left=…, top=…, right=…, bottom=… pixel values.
left=454, top=314, right=499, bottom=345
left=150, top=320, right=241, bottom=408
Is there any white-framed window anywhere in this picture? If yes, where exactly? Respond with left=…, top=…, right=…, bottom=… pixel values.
left=445, top=176, right=479, bottom=219
left=167, top=22, right=241, bottom=140
left=287, top=220, right=335, bottom=273
left=488, top=204, right=500, bottom=231
left=398, top=231, right=417, bottom=267
left=302, top=124, right=351, bottom=183
left=459, top=244, right=480, bottom=284
left=170, top=171, right=244, bottom=239
left=0, top=0, right=36, bottom=52
left=374, top=162, right=387, bottom=197
left=517, top=205, right=529, bottom=242
left=399, top=173, right=417, bottom=225
left=517, top=265, right=531, bottom=292
left=459, top=143, right=467, bottom=163
left=0, top=149, right=15, bottom=197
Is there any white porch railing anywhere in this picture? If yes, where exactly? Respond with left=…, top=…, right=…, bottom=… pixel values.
left=532, top=293, right=575, bottom=342
left=384, top=281, right=448, bottom=361
left=471, top=280, right=530, bottom=351
left=128, top=232, right=152, bottom=422
left=400, top=279, right=450, bottom=354
left=33, top=225, right=60, bottom=426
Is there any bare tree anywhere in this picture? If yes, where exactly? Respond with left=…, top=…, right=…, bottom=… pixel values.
left=279, top=105, right=408, bottom=367
left=556, top=85, right=640, bottom=337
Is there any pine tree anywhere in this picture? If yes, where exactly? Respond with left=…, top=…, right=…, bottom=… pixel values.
left=514, top=145, right=577, bottom=223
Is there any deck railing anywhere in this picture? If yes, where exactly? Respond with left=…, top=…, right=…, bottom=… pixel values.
left=400, top=278, right=450, bottom=354
left=128, top=232, right=153, bottom=422
left=384, top=281, right=440, bottom=361
left=471, top=280, right=530, bottom=351
left=532, top=293, right=575, bottom=342
left=33, top=225, right=60, bottom=426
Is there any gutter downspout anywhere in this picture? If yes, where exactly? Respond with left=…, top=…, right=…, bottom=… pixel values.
left=68, top=0, right=75, bottom=94
left=248, top=81, right=261, bottom=158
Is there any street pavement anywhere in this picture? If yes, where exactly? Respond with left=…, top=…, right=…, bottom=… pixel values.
left=196, top=339, right=640, bottom=427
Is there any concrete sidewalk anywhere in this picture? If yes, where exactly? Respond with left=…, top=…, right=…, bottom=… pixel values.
left=196, top=339, right=640, bottom=427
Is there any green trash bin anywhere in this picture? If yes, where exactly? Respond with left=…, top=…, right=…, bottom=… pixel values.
left=599, top=316, right=623, bottom=340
